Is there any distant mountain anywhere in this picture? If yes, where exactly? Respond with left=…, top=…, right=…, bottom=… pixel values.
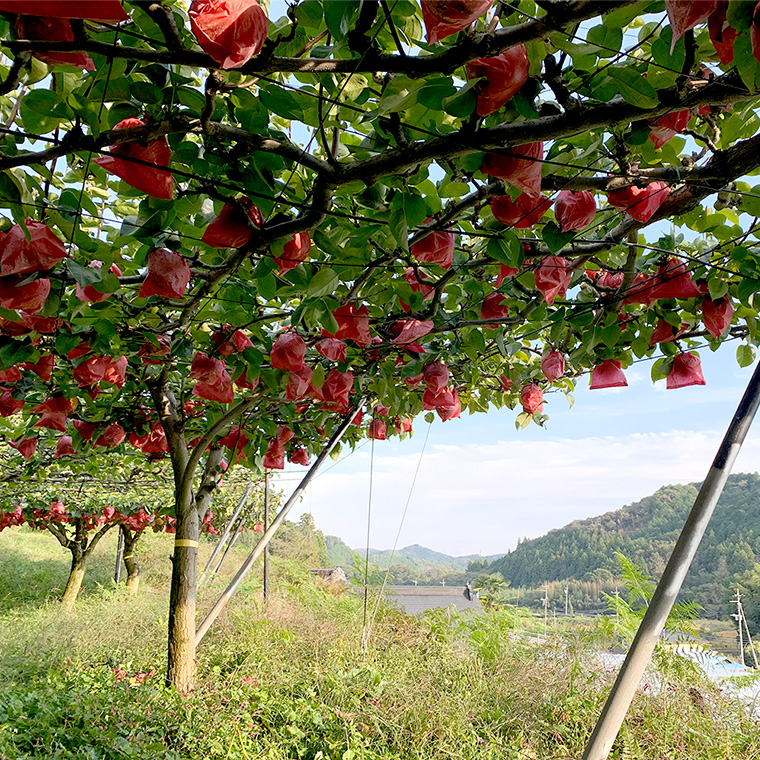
left=485, top=472, right=760, bottom=615
left=324, top=535, right=503, bottom=583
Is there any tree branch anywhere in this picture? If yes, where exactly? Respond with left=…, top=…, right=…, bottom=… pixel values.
left=1, top=1, right=631, bottom=77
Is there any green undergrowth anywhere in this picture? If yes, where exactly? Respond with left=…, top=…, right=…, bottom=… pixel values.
left=1, top=531, right=760, bottom=759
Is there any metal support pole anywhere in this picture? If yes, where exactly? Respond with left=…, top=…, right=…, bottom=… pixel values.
left=114, top=526, right=124, bottom=585
left=201, top=481, right=254, bottom=580
left=582, top=361, right=760, bottom=760
left=263, top=471, right=270, bottom=604
left=213, top=512, right=246, bottom=574
left=195, top=400, right=362, bottom=646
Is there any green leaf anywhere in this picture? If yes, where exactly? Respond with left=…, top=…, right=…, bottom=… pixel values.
left=306, top=268, right=339, bottom=298
left=259, top=85, right=305, bottom=121
left=416, top=77, right=457, bottom=110
left=738, top=277, right=758, bottom=306
left=600, top=322, right=621, bottom=348
left=651, top=357, right=672, bottom=381
left=377, top=77, right=424, bottom=116
left=487, top=232, right=524, bottom=268
left=311, top=363, right=326, bottom=388
left=737, top=344, right=756, bottom=368
left=323, top=0, right=360, bottom=39
left=67, top=260, right=101, bottom=287
left=258, top=272, right=278, bottom=300
left=728, top=0, right=754, bottom=29
left=542, top=221, right=575, bottom=254
left=651, top=29, right=685, bottom=74
left=20, top=89, right=73, bottom=134
left=734, top=34, right=760, bottom=92
left=442, top=80, right=478, bottom=118
left=0, top=340, right=36, bottom=369
left=494, top=330, right=507, bottom=357
left=389, top=192, right=426, bottom=251
left=231, top=89, right=269, bottom=131
left=587, top=24, right=622, bottom=58
left=515, top=411, right=531, bottom=430
left=424, top=411, right=435, bottom=424
left=608, top=67, right=658, bottom=109
left=130, top=80, right=164, bottom=105
left=0, top=171, right=25, bottom=225
left=707, top=278, right=729, bottom=300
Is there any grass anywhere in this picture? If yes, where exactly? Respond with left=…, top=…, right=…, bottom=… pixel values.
left=1, top=529, right=760, bottom=759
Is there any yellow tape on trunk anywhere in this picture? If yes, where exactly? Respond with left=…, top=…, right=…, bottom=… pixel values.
left=174, top=539, right=200, bottom=549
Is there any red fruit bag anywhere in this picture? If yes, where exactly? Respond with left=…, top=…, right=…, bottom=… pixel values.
left=15, top=16, right=94, bottom=70
left=94, top=118, right=174, bottom=200
left=138, top=249, right=191, bottom=299
left=270, top=332, right=306, bottom=371
left=0, top=1, right=128, bottom=20
left=534, top=257, right=571, bottom=306
left=482, top=142, right=543, bottom=196
left=491, top=193, right=552, bottom=229
left=590, top=360, right=627, bottom=389
left=466, top=45, right=529, bottom=116
left=202, top=198, right=261, bottom=248
left=667, top=352, right=706, bottom=389
left=421, top=0, right=493, bottom=43
left=554, top=191, right=596, bottom=232
left=0, top=220, right=67, bottom=276
left=189, top=0, right=269, bottom=69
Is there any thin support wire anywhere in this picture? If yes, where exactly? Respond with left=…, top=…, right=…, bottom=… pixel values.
left=366, top=420, right=433, bottom=646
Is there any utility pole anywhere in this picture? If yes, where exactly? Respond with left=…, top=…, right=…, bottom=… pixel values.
left=263, top=471, right=270, bottom=605
left=565, top=586, right=569, bottom=616
left=541, top=586, right=548, bottom=633
left=732, top=589, right=745, bottom=667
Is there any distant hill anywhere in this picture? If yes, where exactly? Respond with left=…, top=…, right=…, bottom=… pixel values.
left=324, top=535, right=503, bottom=584
left=485, top=472, right=760, bottom=615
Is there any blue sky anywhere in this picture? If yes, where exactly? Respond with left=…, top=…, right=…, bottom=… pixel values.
left=275, top=346, right=760, bottom=556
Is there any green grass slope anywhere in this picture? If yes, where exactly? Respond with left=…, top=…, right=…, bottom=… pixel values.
left=1, top=529, right=759, bottom=759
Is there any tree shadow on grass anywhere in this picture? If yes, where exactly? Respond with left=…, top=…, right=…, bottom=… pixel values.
left=0, top=542, right=121, bottom=613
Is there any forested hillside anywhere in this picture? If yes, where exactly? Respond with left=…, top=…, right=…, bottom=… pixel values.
left=487, top=473, right=760, bottom=616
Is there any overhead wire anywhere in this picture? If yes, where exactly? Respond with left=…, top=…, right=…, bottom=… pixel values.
left=364, top=419, right=433, bottom=648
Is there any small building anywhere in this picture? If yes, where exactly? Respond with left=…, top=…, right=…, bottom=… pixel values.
left=309, top=567, right=349, bottom=586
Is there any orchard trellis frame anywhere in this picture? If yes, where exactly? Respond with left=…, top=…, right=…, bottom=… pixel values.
left=1, top=0, right=760, bottom=757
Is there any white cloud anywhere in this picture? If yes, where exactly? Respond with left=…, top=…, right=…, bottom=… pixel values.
left=276, top=429, right=760, bottom=558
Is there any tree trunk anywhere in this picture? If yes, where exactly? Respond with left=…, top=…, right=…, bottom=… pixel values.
left=122, top=526, right=142, bottom=595
left=166, top=502, right=199, bottom=691
left=61, top=550, right=86, bottom=611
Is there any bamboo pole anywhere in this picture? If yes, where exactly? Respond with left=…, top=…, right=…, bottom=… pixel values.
left=263, top=471, right=270, bottom=604
left=195, top=401, right=362, bottom=645
left=582, top=361, right=760, bottom=760
left=200, top=481, right=254, bottom=582
left=213, top=512, right=246, bottom=574
left=114, top=526, right=124, bottom=585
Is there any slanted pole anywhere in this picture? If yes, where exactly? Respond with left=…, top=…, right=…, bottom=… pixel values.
left=200, top=481, right=254, bottom=581
left=263, top=471, right=270, bottom=603
left=195, top=401, right=362, bottom=645
left=213, top=509, right=247, bottom=574
left=114, top=527, right=124, bottom=585
left=582, top=361, right=760, bottom=760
